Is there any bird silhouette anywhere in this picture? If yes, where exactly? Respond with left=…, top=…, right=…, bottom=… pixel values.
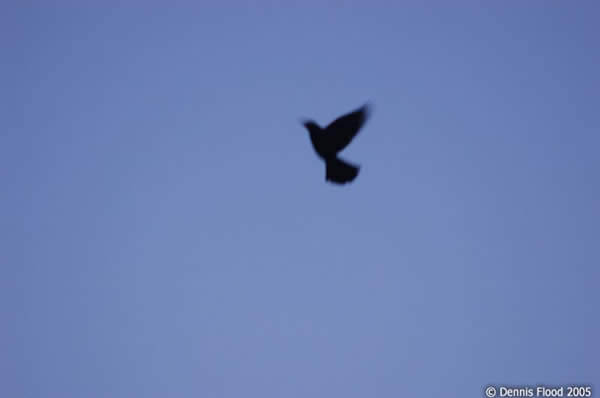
left=302, top=103, right=371, bottom=184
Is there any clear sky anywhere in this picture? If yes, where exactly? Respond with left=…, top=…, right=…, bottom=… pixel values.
left=2, top=2, right=599, bottom=397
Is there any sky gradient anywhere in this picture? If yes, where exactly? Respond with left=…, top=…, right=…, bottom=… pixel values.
left=2, top=2, right=599, bottom=397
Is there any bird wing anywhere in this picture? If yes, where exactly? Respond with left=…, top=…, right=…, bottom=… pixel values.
left=325, top=103, right=371, bottom=153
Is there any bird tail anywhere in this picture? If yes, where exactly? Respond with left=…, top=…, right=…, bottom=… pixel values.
left=325, top=157, right=360, bottom=184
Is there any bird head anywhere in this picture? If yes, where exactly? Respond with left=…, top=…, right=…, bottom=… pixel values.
left=301, top=119, right=321, bottom=135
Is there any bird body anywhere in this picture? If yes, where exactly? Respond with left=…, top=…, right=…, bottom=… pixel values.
left=302, top=104, right=371, bottom=184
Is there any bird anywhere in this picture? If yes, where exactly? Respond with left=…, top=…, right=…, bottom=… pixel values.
left=301, top=103, right=371, bottom=184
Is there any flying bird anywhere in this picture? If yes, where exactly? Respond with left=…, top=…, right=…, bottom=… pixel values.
left=302, top=103, right=371, bottom=184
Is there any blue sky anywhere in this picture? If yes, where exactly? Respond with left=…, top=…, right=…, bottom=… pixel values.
left=2, top=2, right=599, bottom=397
